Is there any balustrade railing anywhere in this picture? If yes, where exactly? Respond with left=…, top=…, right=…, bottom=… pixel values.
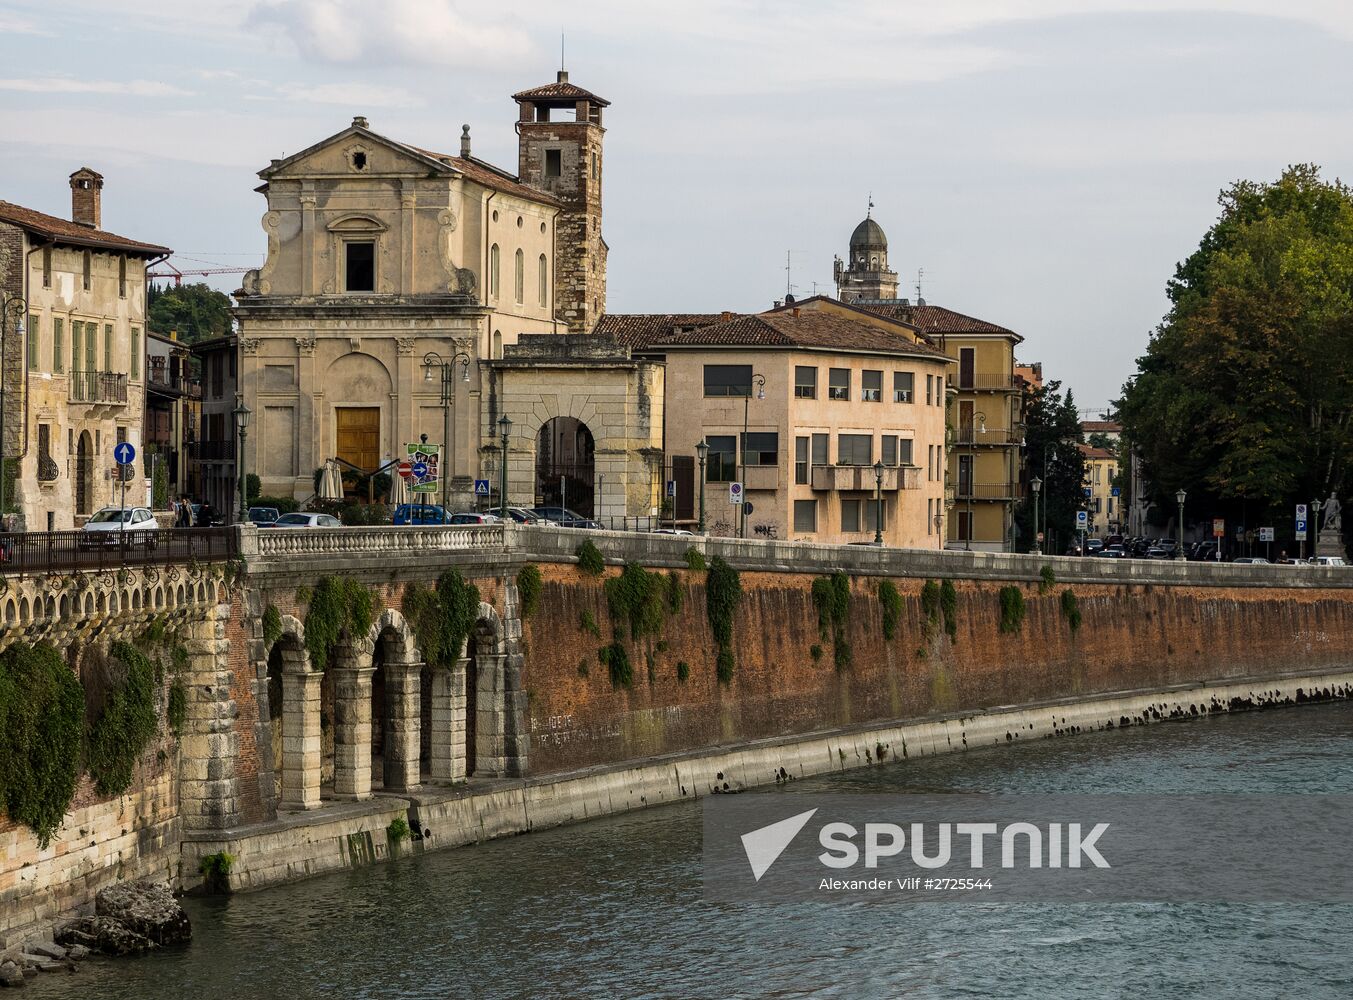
left=254, top=524, right=506, bottom=557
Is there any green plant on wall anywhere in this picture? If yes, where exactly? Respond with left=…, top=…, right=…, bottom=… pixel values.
left=940, top=580, right=958, bottom=641
left=152, top=459, right=170, bottom=511
left=387, top=816, right=410, bottom=844
left=812, top=572, right=852, bottom=669
left=1061, top=588, right=1082, bottom=632
left=605, top=562, right=667, bottom=642
left=676, top=660, right=690, bottom=683
left=666, top=572, right=684, bottom=614
left=198, top=851, right=235, bottom=894
left=878, top=580, right=902, bottom=641
left=403, top=569, right=481, bottom=669
left=262, top=604, right=283, bottom=649
left=579, top=609, right=601, bottom=639
left=576, top=539, right=605, bottom=576
left=304, top=577, right=375, bottom=671
left=599, top=641, right=633, bottom=688
left=86, top=642, right=161, bottom=796
left=0, top=642, right=85, bottom=848
left=167, top=682, right=187, bottom=738
left=920, top=579, right=941, bottom=640
left=998, top=585, right=1027, bottom=634
left=516, top=564, right=543, bottom=619
left=683, top=547, right=706, bottom=572
left=1039, top=564, right=1057, bottom=595
left=706, top=556, right=742, bottom=684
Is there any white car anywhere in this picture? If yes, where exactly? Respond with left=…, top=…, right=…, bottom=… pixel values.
left=272, top=512, right=342, bottom=528
left=80, top=506, right=158, bottom=547
left=1310, top=555, right=1348, bottom=567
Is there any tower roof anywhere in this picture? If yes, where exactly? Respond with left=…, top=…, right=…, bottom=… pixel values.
left=850, top=216, right=887, bottom=251
left=513, top=71, right=610, bottom=108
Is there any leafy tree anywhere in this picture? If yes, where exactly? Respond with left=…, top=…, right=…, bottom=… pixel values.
left=1119, top=165, right=1353, bottom=544
left=1013, top=380, right=1086, bottom=553
left=147, top=282, right=232, bottom=344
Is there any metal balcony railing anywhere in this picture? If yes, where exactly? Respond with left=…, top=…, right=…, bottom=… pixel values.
left=952, top=425, right=1021, bottom=445
left=0, top=527, right=236, bottom=577
left=194, top=440, right=235, bottom=461
left=948, top=373, right=1022, bottom=392
left=69, top=371, right=129, bottom=405
left=954, top=482, right=1016, bottom=500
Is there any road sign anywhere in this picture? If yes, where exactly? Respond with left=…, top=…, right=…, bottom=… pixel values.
left=1297, top=504, right=1308, bottom=520
left=1083, top=487, right=1093, bottom=498
left=1076, top=510, right=1088, bottom=528
left=1111, top=487, right=1121, bottom=497
left=411, top=461, right=429, bottom=478
left=397, top=460, right=413, bottom=479
left=1260, top=527, right=1274, bottom=542
left=730, top=482, right=743, bottom=505
left=666, top=480, right=676, bottom=498
left=113, top=441, right=136, bottom=466
left=1296, top=519, right=1308, bottom=541
left=743, top=501, right=755, bottom=516
left=1213, top=518, right=1225, bottom=538
left=474, top=479, right=491, bottom=496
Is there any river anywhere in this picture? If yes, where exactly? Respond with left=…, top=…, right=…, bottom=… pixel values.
left=26, top=701, right=1353, bottom=999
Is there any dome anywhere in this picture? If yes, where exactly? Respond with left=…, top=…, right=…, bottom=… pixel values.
left=850, top=216, right=887, bottom=251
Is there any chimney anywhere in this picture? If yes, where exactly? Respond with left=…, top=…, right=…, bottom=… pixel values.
left=792, top=307, right=801, bottom=318
left=460, top=124, right=472, bottom=158
left=720, top=311, right=732, bottom=322
left=69, top=167, right=103, bottom=229
left=352, top=115, right=368, bottom=129
left=558, top=70, right=569, bottom=83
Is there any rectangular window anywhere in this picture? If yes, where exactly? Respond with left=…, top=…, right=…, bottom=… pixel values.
left=925, top=374, right=933, bottom=405
left=703, top=364, right=752, bottom=397
left=545, top=148, right=562, bottom=178
left=104, top=323, right=112, bottom=372
left=793, top=499, right=817, bottom=532
left=898, top=438, right=913, bottom=466
left=959, top=348, right=975, bottom=389
left=841, top=499, right=861, bottom=533
left=837, top=433, right=872, bottom=466
left=229, top=350, right=236, bottom=378
left=881, top=435, right=897, bottom=466
left=865, top=497, right=886, bottom=532
left=927, top=498, right=933, bottom=534
left=894, top=371, right=914, bottom=403
left=131, top=328, right=140, bottom=380
left=26, top=314, right=39, bottom=371
left=707, top=435, right=736, bottom=483
left=811, top=433, right=828, bottom=467
left=928, top=445, right=934, bottom=481
left=72, top=321, right=82, bottom=372
left=42, top=246, right=52, bottom=288
left=828, top=368, right=849, bottom=400
left=118, top=256, right=127, bottom=298
left=590, top=152, right=598, bottom=180
left=795, top=436, right=809, bottom=484
left=538, top=254, right=548, bottom=307
left=211, top=355, right=223, bottom=398
left=743, top=432, right=778, bottom=466
left=794, top=365, right=817, bottom=399
left=82, top=251, right=91, bottom=291
left=53, top=318, right=63, bottom=373
left=345, top=241, right=375, bottom=292
left=862, top=370, right=882, bottom=402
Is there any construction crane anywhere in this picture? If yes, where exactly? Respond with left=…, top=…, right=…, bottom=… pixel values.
left=147, top=261, right=252, bottom=286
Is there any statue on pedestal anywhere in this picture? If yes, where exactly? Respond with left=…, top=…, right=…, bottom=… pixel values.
left=1315, top=493, right=1345, bottom=557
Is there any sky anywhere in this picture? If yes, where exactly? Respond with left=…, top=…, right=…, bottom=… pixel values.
left=4, top=0, right=1353, bottom=412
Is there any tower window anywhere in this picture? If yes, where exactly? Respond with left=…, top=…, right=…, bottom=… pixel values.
left=545, top=148, right=562, bottom=178
left=591, top=152, right=597, bottom=180
left=538, top=253, right=548, bottom=307
left=346, top=241, right=375, bottom=292
left=490, top=243, right=500, bottom=298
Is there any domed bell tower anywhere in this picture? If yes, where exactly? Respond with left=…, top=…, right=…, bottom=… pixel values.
left=836, top=210, right=899, bottom=303
left=516, top=71, right=609, bottom=332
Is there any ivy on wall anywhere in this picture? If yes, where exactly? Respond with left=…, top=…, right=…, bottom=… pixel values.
left=878, top=581, right=902, bottom=641
left=998, top=586, right=1027, bottom=634
left=86, top=642, right=160, bottom=796
left=812, top=572, right=852, bottom=670
left=605, top=562, right=667, bottom=642
left=706, top=557, right=742, bottom=685
left=684, top=547, right=707, bottom=572
left=262, top=604, right=283, bottom=649
left=1039, top=565, right=1057, bottom=595
left=666, top=572, right=684, bottom=615
left=516, top=565, right=543, bottom=619
left=305, top=577, right=375, bottom=671
left=598, top=641, right=632, bottom=688
left=403, top=569, right=481, bottom=669
left=940, top=580, right=958, bottom=641
left=1061, top=588, right=1082, bottom=632
left=576, top=540, right=605, bottom=576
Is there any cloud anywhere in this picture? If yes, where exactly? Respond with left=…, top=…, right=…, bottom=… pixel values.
left=0, top=12, right=49, bottom=34
left=272, top=82, right=421, bottom=108
left=248, top=0, right=532, bottom=66
left=0, top=77, right=196, bottom=97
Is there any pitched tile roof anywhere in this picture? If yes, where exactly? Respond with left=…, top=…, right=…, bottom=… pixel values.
left=1078, top=444, right=1116, bottom=460
left=1081, top=420, right=1122, bottom=433
left=592, top=313, right=734, bottom=348
left=856, top=301, right=1019, bottom=339
left=411, top=148, right=560, bottom=205
left=655, top=311, right=950, bottom=360
left=512, top=81, right=610, bottom=107
left=0, top=200, right=170, bottom=256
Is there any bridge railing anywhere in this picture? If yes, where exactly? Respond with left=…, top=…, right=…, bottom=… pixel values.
left=252, top=523, right=506, bottom=558
left=0, top=527, right=236, bottom=577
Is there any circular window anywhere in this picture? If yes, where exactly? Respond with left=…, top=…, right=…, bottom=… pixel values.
left=540, top=222, right=547, bottom=234
left=492, top=210, right=499, bottom=222
left=516, top=216, right=523, bottom=228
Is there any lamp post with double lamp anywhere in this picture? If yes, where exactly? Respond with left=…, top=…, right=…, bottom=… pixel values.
left=1030, top=476, right=1042, bottom=555
left=1175, top=489, right=1187, bottom=560
left=497, top=413, right=512, bottom=520
left=233, top=397, right=252, bottom=524
left=695, top=439, right=709, bottom=534
left=0, top=295, right=27, bottom=523
left=739, top=373, right=765, bottom=539
left=423, top=350, right=471, bottom=514
left=1311, top=499, right=1322, bottom=564
left=872, top=460, right=885, bottom=545
left=933, top=511, right=943, bottom=550
left=965, top=411, right=986, bottom=551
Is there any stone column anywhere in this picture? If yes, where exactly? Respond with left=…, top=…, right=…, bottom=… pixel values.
left=178, top=610, right=241, bottom=831
left=331, top=665, right=375, bottom=800
left=429, top=658, right=467, bottom=783
left=474, top=653, right=508, bottom=778
left=280, top=669, right=323, bottom=811
left=383, top=662, right=423, bottom=791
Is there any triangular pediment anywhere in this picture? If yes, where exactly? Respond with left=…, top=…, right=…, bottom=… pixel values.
left=258, top=125, right=459, bottom=181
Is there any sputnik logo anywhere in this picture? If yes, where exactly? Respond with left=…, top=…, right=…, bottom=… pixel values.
left=740, top=808, right=818, bottom=881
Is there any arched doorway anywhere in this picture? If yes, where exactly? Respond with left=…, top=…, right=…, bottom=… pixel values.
left=75, top=431, right=93, bottom=516
left=536, top=417, right=595, bottom=517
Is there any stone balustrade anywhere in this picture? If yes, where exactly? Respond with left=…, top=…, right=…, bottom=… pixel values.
left=250, top=523, right=505, bottom=558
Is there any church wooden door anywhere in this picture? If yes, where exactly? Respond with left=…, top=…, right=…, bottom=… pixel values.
left=335, top=407, right=380, bottom=473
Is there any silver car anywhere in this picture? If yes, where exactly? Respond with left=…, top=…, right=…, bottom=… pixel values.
left=272, top=512, right=342, bottom=528
left=80, top=506, right=158, bottom=547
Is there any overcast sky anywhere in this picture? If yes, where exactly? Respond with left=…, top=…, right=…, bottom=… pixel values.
left=4, top=0, right=1352, bottom=411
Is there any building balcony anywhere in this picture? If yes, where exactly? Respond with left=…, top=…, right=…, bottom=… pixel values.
left=744, top=464, right=780, bottom=490
left=147, top=369, right=201, bottom=399
left=952, top=425, right=1021, bottom=446
left=954, top=481, right=1016, bottom=501
left=948, top=373, right=1022, bottom=393
left=810, top=464, right=921, bottom=492
left=193, top=440, right=235, bottom=461
left=68, top=371, right=128, bottom=405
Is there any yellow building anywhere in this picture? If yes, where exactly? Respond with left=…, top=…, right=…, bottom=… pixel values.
left=0, top=169, right=169, bottom=530
left=1079, top=444, right=1119, bottom=536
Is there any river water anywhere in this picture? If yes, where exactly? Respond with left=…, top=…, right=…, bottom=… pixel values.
left=26, top=702, right=1353, bottom=1000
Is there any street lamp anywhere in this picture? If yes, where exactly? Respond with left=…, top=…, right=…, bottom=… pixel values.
left=233, top=396, right=252, bottom=524
left=1175, top=489, right=1187, bottom=560
left=0, top=295, right=27, bottom=523
left=497, top=413, right=512, bottom=519
left=423, top=350, right=471, bottom=512
left=934, top=512, right=943, bottom=550
left=695, top=439, right=709, bottom=534
left=1030, top=476, right=1042, bottom=555
left=739, top=373, right=766, bottom=539
left=965, top=411, right=986, bottom=551
left=872, top=459, right=885, bottom=545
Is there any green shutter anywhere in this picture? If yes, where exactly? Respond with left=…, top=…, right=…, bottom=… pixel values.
left=86, top=321, right=95, bottom=371
left=72, top=321, right=82, bottom=372
left=53, top=318, right=64, bottom=373
left=104, top=323, right=112, bottom=372
left=27, top=314, right=39, bottom=371
left=131, top=328, right=140, bottom=380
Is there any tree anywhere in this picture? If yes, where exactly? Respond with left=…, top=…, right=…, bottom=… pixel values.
left=1119, top=165, right=1353, bottom=545
left=146, top=282, right=232, bottom=344
left=1013, top=380, right=1087, bottom=553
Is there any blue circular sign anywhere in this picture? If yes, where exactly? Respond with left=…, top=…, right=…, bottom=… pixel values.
left=412, top=461, right=429, bottom=478
left=114, top=442, right=136, bottom=465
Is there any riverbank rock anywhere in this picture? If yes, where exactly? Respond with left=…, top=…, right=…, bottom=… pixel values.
left=0, top=961, right=24, bottom=987
left=56, top=916, right=152, bottom=957
left=94, top=881, right=191, bottom=948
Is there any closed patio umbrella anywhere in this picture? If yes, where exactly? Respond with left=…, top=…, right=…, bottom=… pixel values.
left=389, top=469, right=409, bottom=507
left=320, top=460, right=344, bottom=501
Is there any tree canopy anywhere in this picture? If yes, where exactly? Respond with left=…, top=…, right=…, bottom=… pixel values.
left=1119, top=165, right=1353, bottom=536
left=1013, top=379, right=1086, bottom=553
left=146, top=282, right=233, bottom=344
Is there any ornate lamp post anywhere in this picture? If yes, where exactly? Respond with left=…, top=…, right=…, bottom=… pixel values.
left=1175, top=489, right=1187, bottom=560
left=497, top=413, right=512, bottom=519
left=1030, top=476, right=1042, bottom=555
left=739, top=373, right=766, bottom=539
left=233, top=396, right=252, bottom=524
left=423, top=351, right=471, bottom=513
left=934, top=512, right=943, bottom=551
left=872, top=459, right=885, bottom=545
left=0, top=295, right=27, bottom=522
left=695, top=439, right=709, bottom=534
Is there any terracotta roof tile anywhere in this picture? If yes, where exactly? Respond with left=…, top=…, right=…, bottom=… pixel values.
left=512, top=81, right=610, bottom=107
left=1078, top=444, right=1116, bottom=460
left=857, top=301, right=1018, bottom=338
left=656, top=311, right=950, bottom=360
left=592, top=313, right=733, bottom=348
left=409, top=148, right=559, bottom=205
left=0, top=200, right=169, bottom=256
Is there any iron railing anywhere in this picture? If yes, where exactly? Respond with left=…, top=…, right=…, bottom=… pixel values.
left=0, top=527, right=236, bottom=577
left=948, top=373, right=1022, bottom=392
left=69, top=370, right=129, bottom=404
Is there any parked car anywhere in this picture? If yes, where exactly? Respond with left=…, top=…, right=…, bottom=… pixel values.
left=501, top=506, right=555, bottom=525
left=1145, top=546, right=1172, bottom=560
left=248, top=506, right=281, bottom=526
left=530, top=506, right=603, bottom=529
left=1097, top=546, right=1127, bottom=558
left=1085, top=538, right=1105, bottom=554
left=272, top=512, right=342, bottom=528
left=190, top=503, right=224, bottom=527
left=392, top=503, right=451, bottom=526
left=1232, top=557, right=1271, bottom=565
left=449, top=512, right=503, bottom=525
left=1310, top=555, right=1348, bottom=567
left=80, top=506, right=158, bottom=547
left=653, top=528, right=694, bottom=536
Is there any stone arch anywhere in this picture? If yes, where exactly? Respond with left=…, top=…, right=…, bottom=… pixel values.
left=96, top=591, right=106, bottom=614
left=176, top=583, right=186, bottom=604
left=463, top=601, right=523, bottom=779
left=44, top=595, right=55, bottom=618
left=3, top=598, right=14, bottom=625
left=266, top=615, right=321, bottom=811
left=217, top=582, right=227, bottom=603
left=59, top=593, right=69, bottom=617
left=108, top=590, right=119, bottom=614
left=535, top=416, right=596, bottom=518
left=19, top=595, right=30, bottom=623
left=83, top=591, right=94, bottom=615
left=365, top=608, right=423, bottom=792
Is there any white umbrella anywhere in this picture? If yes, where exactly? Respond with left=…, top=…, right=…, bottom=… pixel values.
left=389, top=468, right=409, bottom=506
left=320, top=460, right=344, bottom=501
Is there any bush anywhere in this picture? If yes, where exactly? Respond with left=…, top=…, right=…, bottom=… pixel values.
left=387, top=816, right=410, bottom=844
left=1039, top=564, right=1057, bottom=595
left=998, top=586, right=1026, bottom=634
left=246, top=473, right=261, bottom=503
left=253, top=495, right=299, bottom=515
left=878, top=581, right=902, bottom=641
left=86, top=642, right=160, bottom=796
left=576, top=539, right=605, bottom=576
left=1061, top=588, right=1082, bottom=632
left=516, top=564, right=543, bottom=619
left=683, top=547, right=707, bottom=572
left=152, top=460, right=170, bottom=510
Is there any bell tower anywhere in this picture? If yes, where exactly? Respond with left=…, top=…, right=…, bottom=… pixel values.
left=515, top=71, right=609, bottom=332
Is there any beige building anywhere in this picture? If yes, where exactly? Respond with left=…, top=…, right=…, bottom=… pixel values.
left=0, top=169, right=169, bottom=530
left=1079, top=444, right=1120, bottom=536
left=234, top=72, right=608, bottom=510
left=601, top=301, right=949, bottom=546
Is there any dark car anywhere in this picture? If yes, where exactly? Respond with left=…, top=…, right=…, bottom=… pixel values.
left=248, top=506, right=280, bottom=526
left=393, top=503, right=451, bottom=525
left=531, top=506, right=602, bottom=529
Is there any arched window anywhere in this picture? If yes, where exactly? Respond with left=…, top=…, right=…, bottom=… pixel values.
left=514, top=248, right=524, bottom=304
left=493, top=329, right=503, bottom=359
left=490, top=244, right=500, bottom=298
left=538, top=253, right=548, bottom=307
